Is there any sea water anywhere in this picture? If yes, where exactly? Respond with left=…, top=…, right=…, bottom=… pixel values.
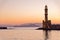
left=0, top=27, right=60, bottom=40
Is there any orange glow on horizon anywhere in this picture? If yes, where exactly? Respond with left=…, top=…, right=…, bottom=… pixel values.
left=0, top=0, right=60, bottom=24
left=0, top=17, right=41, bottom=24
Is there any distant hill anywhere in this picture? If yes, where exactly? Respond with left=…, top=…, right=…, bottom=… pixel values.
left=14, top=23, right=42, bottom=27
left=0, top=23, right=42, bottom=27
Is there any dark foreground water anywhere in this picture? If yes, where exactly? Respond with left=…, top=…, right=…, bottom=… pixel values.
left=0, top=27, right=60, bottom=40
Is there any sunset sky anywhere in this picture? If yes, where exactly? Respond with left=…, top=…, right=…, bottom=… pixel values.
left=0, top=0, right=60, bottom=24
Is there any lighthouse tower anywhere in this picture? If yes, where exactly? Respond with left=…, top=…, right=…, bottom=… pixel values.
left=43, top=5, right=51, bottom=29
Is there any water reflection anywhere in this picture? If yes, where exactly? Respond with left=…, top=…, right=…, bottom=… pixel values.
left=43, top=30, right=51, bottom=40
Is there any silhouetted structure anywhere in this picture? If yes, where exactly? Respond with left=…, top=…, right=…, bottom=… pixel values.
left=43, top=5, right=51, bottom=29
left=37, top=5, right=60, bottom=30
left=51, top=24, right=60, bottom=29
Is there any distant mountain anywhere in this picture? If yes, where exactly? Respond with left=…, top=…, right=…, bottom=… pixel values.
left=14, top=23, right=42, bottom=27
left=0, top=23, right=42, bottom=27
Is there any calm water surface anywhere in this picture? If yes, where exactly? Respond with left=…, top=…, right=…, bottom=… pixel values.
left=0, top=27, right=60, bottom=40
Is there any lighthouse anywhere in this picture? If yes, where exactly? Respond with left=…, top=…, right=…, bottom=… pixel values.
left=45, top=5, right=48, bottom=22
left=43, top=5, right=51, bottom=29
